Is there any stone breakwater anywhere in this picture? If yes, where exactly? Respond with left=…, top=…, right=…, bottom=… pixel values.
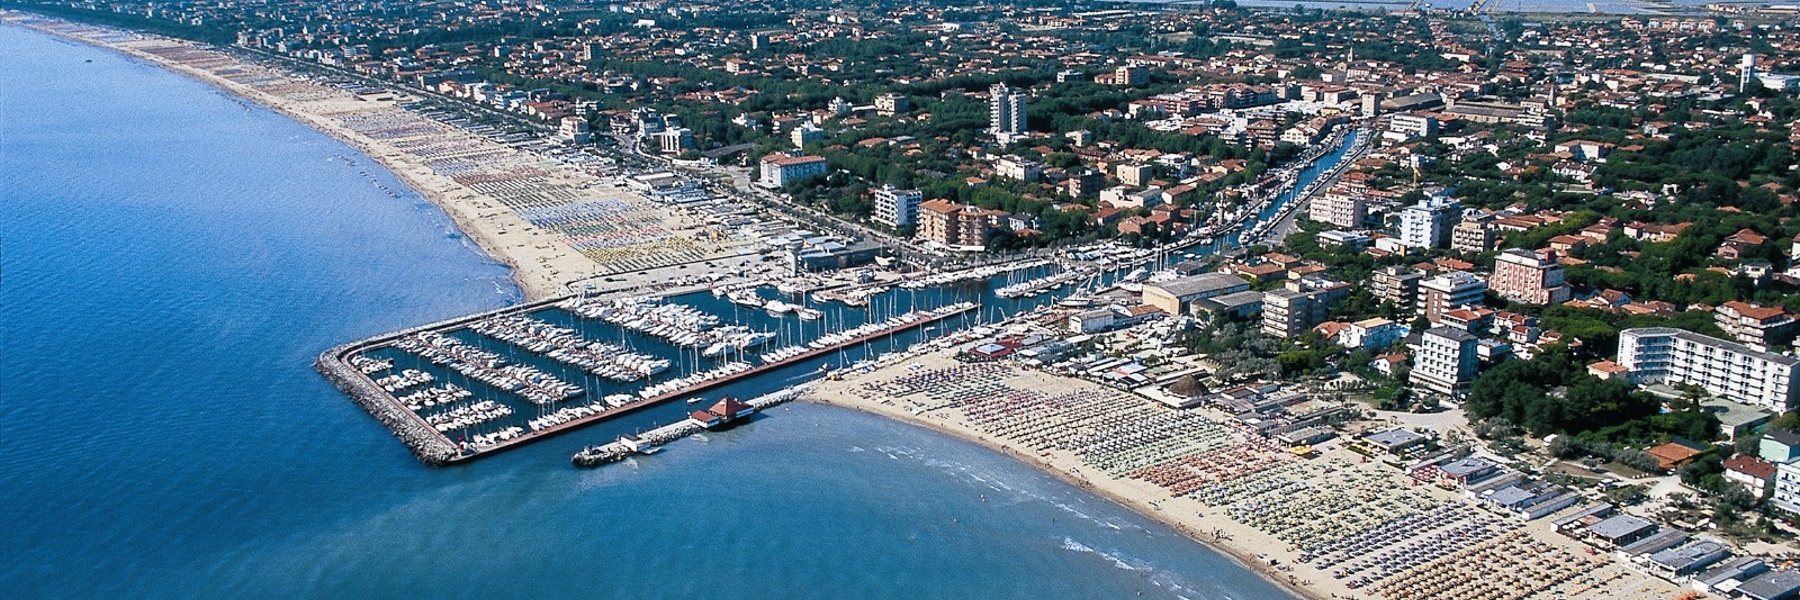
left=316, top=343, right=461, bottom=465
left=312, top=296, right=567, bottom=465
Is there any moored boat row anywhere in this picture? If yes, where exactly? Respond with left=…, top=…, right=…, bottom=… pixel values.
left=469, top=314, right=669, bottom=381
left=423, top=399, right=513, bottom=433
left=638, top=361, right=752, bottom=399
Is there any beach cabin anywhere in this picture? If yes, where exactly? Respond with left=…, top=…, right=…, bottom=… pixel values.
left=1642, top=538, right=1730, bottom=582
left=1691, top=557, right=1769, bottom=595
left=1738, top=568, right=1800, bottom=600
left=1583, top=514, right=1658, bottom=549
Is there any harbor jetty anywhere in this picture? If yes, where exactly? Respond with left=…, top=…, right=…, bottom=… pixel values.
left=570, top=386, right=806, bottom=467
left=316, top=294, right=977, bottom=465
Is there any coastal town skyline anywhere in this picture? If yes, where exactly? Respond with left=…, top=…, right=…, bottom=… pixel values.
left=11, top=0, right=1800, bottom=599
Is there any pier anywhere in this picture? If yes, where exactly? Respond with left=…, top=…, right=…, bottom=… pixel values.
left=316, top=295, right=977, bottom=465
left=570, top=386, right=805, bottom=467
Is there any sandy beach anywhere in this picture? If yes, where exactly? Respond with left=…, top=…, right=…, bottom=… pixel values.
left=4, top=13, right=754, bottom=301
left=805, top=350, right=1684, bottom=600
left=7, top=12, right=1689, bottom=599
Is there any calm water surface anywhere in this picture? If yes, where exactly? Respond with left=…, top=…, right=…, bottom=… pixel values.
left=0, top=24, right=1297, bottom=600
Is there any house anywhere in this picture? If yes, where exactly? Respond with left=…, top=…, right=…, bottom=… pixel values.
left=1725, top=455, right=1777, bottom=499
left=1719, top=228, right=1770, bottom=260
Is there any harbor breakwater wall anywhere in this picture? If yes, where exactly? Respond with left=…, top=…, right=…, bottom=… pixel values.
left=313, top=296, right=568, bottom=465
left=316, top=345, right=461, bottom=465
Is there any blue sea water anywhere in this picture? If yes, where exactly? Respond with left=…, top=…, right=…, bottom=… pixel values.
left=0, top=25, right=1297, bottom=600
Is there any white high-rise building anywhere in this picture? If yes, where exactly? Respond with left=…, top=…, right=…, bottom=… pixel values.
left=1743, top=53, right=1758, bottom=94
left=1617, top=327, right=1800, bottom=412
left=990, top=83, right=1028, bottom=136
left=873, top=185, right=922, bottom=229
left=1412, top=326, right=1480, bottom=399
left=1398, top=194, right=1461, bottom=250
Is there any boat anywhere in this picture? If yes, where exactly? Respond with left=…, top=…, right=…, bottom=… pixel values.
left=726, top=290, right=764, bottom=308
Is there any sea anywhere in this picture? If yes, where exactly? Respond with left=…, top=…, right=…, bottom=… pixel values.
left=0, top=24, right=1298, bottom=600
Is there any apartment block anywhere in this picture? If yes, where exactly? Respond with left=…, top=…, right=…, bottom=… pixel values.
left=1617, top=327, right=1800, bottom=411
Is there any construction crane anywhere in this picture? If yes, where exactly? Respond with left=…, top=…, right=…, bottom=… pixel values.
left=1467, top=0, right=1496, bottom=15
left=1404, top=0, right=1431, bottom=13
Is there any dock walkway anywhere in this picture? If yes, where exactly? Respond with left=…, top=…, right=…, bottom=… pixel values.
left=570, top=386, right=806, bottom=467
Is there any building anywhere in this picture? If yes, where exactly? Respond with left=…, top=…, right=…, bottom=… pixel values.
left=1584, top=514, right=1659, bottom=548
left=1773, top=453, right=1800, bottom=514
left=916, top=199, right=964, bottom=247
left=1309, top=189, right=1367, bottom=229
left=996, top=156, right=1042, bottom=182
left=1418, top=271, right=1487, bottom=324
left=1117, top=163, right=1154, bottom=187
left=1764, top=430, right=1800, bottom=463
left=1725, top=455, right=1776, bottom=499
left=1717, top=302, right=1798, bottom=351
left=1640, top=538, right=1729, bottom=582
left=657, top=127, right=693, bottom=154
left=557, top=116, right=591, bottom=144
left=1451, top=218, right=1496, bottom=254
left=1340, top=317, right=1403, bottom=350
left=1113, top=65, right=1149, bottom=86
left=1373, top=266, right=1424, bottom=310
left=1191, top=290, right=1265, bottom=320
left=790, top=123, right=825, bottom=148
left=1737, top=569, right=1800, bottom=600
left=874, top=92, right=909, bottom=116
left=1262, top=278, right=1352, bottom=339
left=1617, top=328, right=1800, bottom=411
left=1412, top=326, right=1480, bottom=398
left=1068, top=308, right=1117, bottom=334
left=916, top=199, right=1001, bottom=250
left=1142, top=273, right=1252, bottom=316
left=758, top=154, right=827, bottom=188
left=1066, top=170, right=1105, bottom=198
left=688, top=397, right=758, bottom=429
left=872, top=185, right=922, bottom=229
left=989, top=83, right=1028, bottom=136
left=1490, top=248, right=1571, bottom=305
left=1388, top=112, right=1440, bottom=138
left=1694, top=557, right=1771, bottom=595
left=1398, top=194, right=1461, bottom=250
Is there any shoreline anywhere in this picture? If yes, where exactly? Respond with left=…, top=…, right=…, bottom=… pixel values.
left=802, top=351, right=1686, bottom=600
left=2, top=12, right=683, bottom=303
left=803, top=393, right=1326, bottom=600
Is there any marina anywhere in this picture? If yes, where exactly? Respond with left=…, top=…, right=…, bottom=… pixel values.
left=316, top=286, right=984, bottom=465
